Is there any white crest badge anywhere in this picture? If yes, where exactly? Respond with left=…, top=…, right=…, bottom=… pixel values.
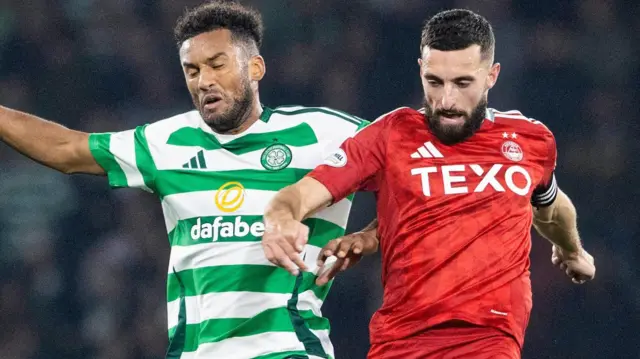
left=501, top=141, right=523, bottom=162
left=324, top=149, right=347, bottom=167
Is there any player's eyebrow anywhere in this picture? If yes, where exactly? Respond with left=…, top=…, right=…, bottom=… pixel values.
left=182, top=52, right=228, bottom=68
left=452, top=75, right=475, bottom=82
left=424, top=74, right=475, bottom=82
left=424, top=74, right=444, bottom=82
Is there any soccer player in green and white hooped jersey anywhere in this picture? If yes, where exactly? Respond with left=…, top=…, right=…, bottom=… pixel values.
left=0, top=2, right=380, bottom=358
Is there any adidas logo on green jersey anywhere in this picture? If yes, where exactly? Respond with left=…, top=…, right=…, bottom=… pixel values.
left=183, top=150, right=207, bottom=169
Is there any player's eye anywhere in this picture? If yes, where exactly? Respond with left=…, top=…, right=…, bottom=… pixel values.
left=427, top=80, right=442, bottom=87
left=186, top=69, right=199, bottom=78
left=456, top=81, right=471, bottom=88
left=212, top=64, right=224, bottom=70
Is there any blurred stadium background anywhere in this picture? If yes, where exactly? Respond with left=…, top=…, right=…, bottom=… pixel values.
left=0, top=0, right=638, bottom=358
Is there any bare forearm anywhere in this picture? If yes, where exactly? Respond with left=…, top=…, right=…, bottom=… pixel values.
left=264, top=177, right=334, bottom=225
left=362, top=218, right=378, bottom=232
left=0, top=106, right=101, bottom=174
left=264, top=186, right=306, bottom=223
left=533, top=190, right=581, bottom=254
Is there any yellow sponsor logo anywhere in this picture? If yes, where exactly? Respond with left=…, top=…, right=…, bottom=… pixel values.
left=214, top=181, right=245, bottom=212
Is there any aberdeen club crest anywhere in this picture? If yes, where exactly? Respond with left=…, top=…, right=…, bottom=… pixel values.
left=501, top=141, right=523, bottom=162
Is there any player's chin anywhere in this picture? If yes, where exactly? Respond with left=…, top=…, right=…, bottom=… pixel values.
left=434, top=126, right=468, bottom=145
left=201, top=109, right=227, bottom=126
left=202, top=114, right=232, bottom=132
left=439, top=123, right=466, bottom=137
left=201, top=105, right=221, bottom=119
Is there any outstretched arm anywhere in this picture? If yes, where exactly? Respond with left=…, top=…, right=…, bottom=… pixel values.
left=530, top=126, right=594, bottom=284
left=262, top=177, right=333, bottom=275
left=264, top=177, right=333, bottom=224
left=532, top=188, right=581, bottom=253
left=263, top=178, right=381, bottom=279
left=262, top=113, right=390, bottom=276
left=0, top=106, right=103, bottom=175
left=533, top=188, right=595, bottom=283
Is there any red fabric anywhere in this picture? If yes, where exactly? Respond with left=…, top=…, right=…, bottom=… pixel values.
left=308, top=107, right=557, bottom=348
left=367, top=321, right=521, bottom=359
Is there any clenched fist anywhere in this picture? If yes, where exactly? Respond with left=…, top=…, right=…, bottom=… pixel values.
left=551, top=245, right=595, bottom=284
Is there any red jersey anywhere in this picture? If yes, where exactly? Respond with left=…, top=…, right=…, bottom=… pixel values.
left=308, top=107, right=558, bottom=347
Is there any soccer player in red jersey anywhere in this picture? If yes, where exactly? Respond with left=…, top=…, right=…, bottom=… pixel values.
left=261, top=9, right=596, bottom=359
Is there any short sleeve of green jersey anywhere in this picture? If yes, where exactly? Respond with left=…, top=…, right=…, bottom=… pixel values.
left=88, top=125, right=157, bottom=192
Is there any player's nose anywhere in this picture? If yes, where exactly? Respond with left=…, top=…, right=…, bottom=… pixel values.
left=440, top=95, right=456, bottom=110
left=440, top=84, right=457, bottom=108
left=198, top=66, right=219, bottom=91
left=441, top=83, right=458, bottom=108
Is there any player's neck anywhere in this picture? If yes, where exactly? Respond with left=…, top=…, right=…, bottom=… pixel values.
left=226, top=99, right=263, bottom=135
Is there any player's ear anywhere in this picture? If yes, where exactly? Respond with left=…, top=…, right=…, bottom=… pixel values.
left=487, top=62, right=500, bottom=89
left=249, top=55, right=266, bottom=82
left=418, top=58, right=424, bottom=75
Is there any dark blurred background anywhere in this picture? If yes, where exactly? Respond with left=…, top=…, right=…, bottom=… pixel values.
left=0, top=0, right=638, bottom=358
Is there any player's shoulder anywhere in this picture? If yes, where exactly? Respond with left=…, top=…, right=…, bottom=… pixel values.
left=371, top=106, right=422, bottom=125
left=271, top=104, right=366, bottom=126
left=147, top=109, right=202, bottom=128
left=143, top=110, right=203, bottom=145
left=490, top=108, right=553, bottom=136
left=377, top=106, right=421, bottom=121
left=267, top=104, right=371, bottom=144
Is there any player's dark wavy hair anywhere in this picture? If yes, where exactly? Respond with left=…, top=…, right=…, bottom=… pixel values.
left=174, top=0, right=263, bottom=52
left=421, top=9, right=495, bottom=61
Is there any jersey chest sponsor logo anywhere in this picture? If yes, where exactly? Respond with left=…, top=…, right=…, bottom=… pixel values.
left=410, top=164, right=532, bottom=196
left=214, top=181, right=245, bottom=212
left=191, top=181, right=264, bottom=241
left=190, top=216, right=265, bottom=241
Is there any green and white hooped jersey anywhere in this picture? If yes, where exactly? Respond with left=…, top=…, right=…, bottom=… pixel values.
left=88, top=105, right=369, bottom=359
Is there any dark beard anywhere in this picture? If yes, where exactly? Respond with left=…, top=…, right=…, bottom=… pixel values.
left=200, top=78, right=254, bottom=134
left=423, top=98, right=487, bottom=145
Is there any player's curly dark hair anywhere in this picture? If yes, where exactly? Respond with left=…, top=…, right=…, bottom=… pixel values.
left=174, top=0, right=263, bottom=53
left=421, top=9, right=495, bottom=61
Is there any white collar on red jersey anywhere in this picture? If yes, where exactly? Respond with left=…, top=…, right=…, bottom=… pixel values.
left=486, top=108, right=495, bottom=122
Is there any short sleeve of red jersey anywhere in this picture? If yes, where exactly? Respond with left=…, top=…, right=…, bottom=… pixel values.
left=307, top=114, right=389, bottom=203
left=531, top=128, right=558, bottom=208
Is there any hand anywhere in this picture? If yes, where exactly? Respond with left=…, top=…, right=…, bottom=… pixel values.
left=551, top=245, right=595, bottom=284
left=262, top=218, right=309, bottom=276
left=315, top=231, right=379, bottom=286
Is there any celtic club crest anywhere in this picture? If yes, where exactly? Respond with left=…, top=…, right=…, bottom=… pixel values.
left=260, top=143, right=292, bottom=171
